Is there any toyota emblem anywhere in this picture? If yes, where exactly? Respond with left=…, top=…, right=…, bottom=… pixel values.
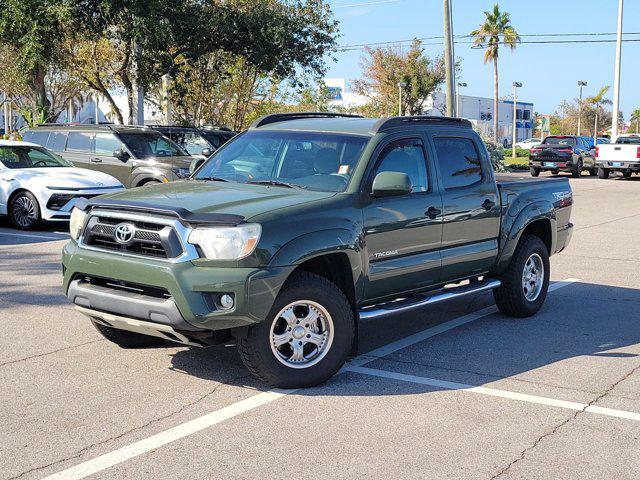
left=114, top=223, right=136, bottom=245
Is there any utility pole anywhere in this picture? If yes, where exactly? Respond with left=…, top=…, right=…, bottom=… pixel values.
left=94, top=93, right=100, bottom=124
left=397, top=81, right=406, bottom=116
left=577, top=81, right=587, bottom=136
left=135, top=40, right=145, bottom=125
left=611, top=0, right=624, bottom=140
left=456, top=82, right=467, bottom=117
left=2, top=92, right=8, bottom=134
left=443, top=0, right=455, bottom=116
left=512, top=82, right=522, bottom=158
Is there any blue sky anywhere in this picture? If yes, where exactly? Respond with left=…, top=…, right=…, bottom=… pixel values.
left=325, top=0, right=639, bottom=118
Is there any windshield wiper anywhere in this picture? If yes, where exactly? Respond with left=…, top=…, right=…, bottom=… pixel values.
left=247, top=179, right=305, bottom=189
left=198, top=176, right=231, bottom=182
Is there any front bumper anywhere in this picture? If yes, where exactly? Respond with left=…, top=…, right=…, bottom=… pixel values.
left=62, top=241, right=293, bottom=332
left=596, top=161, right=640, bottom=171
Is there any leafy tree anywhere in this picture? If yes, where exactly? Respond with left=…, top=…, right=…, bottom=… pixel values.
left=471, top=4, right=520, bottom=142
left=629, top=108, right=640, bottom=133
left=352, top=39, right=446, bottom=117
left=586, top=86, right=612, bottom=142
left=0, top=0, right=70, bottom=120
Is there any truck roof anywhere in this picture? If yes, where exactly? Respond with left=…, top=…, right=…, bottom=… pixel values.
left=251, top=113, right=473, bottom=136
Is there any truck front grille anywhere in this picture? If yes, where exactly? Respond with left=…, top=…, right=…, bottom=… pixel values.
left=82, top=214, right=185, bottom=259
left=75, top=274, right=172, bottom=299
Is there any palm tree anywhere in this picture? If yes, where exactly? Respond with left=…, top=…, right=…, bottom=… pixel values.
left=471, top=4, right=520, bottom=143
left=586, top=86, right=612, bottom=143
left=630, top=108, right=640, bottom=133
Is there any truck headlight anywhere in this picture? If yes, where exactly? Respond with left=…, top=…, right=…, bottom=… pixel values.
left=188, top=224, right=261, bottom=260
left=69, top=208, right=87, bottom=241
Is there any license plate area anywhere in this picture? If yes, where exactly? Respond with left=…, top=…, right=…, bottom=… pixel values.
left=544, top=162, right=556, bottom=167
left=612, top=162, right=623, bottom=167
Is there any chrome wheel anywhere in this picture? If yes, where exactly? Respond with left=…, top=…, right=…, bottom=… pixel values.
left=12, top=195, right=38, bottom=228
left=269, top=300, right=334, bottom=369
left=522, top=253, right=544, bottom=301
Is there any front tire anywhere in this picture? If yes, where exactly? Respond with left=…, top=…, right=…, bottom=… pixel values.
left=493, top=234, right=550, bottom=318
left=9, top=191, right=41, bottom=230
left=623, top=171, right=632, bottom=179
left=92, top=321, right=165, bottom=348
left=238, top=271, right=355, bottom=388
left=530, top=167, right=540, bottom=177
left=597, top=167, right=610, bottom=179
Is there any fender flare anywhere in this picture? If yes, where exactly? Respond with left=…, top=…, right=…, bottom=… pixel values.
left=269, top=228, right=365, bottom=298
left=491, top=200, right=557, bottom=275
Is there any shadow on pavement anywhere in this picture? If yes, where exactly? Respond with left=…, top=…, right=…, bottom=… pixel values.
left=168, top=281, right=640, bottom=395
left=0, top=217, right=69, bottom=246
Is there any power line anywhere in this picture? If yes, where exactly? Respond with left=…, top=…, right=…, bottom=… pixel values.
left=338, top=32, right=640, bottom=51
left=332, top=0, right=402, bottom=8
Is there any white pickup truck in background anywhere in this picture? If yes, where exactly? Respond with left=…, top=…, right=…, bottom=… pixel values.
left=595, top=134, right=640, bottom=179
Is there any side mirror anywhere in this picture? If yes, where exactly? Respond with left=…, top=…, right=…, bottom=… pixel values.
left=372, top=171, right=412, bottom=198
left=113, top=148, right=130, bottom=162
left=201, top=148, right=212, bottom=157
left=190, top=157, right=206, bottom=174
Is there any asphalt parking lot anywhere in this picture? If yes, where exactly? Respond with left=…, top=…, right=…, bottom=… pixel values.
left=1, top=173, right=639, bottom=480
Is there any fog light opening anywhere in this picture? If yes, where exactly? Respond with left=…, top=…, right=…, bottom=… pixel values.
left=219, top=294, right=235, bottom=310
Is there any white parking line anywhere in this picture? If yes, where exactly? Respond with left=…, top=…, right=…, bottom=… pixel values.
left=40, top=278, right=580, bottom=480
left=347, top=366, right=640, bottom=422
left=0, top=231, right=68, bottom=241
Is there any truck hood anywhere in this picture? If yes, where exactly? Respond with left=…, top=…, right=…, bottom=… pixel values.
left=96, top=180, right=337, bottom=220
left=3, top=167, right=122, bottom=189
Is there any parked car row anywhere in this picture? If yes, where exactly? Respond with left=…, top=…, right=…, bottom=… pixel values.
left=1, top=123, right=236, bottom=229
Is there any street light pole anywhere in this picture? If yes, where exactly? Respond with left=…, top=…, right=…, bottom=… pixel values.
left=611, top=0, right=624, bottom=140
left=512, top=82, right=522, bottom=159
left=456, top=82, right=467, bottom=117
left=397, top=81, right=407, bottom=116
left=577, top=80, right=587, bottom=136
left=443, top=0, right=455, bottom=116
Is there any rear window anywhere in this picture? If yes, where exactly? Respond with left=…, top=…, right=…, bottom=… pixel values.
left=543, top=136, right=576, bottom=146
left=66, top=132, right=93, bottom=151
left=46, top=131, right=68, bottom=152
left=616, top=136, right=640, bottom=145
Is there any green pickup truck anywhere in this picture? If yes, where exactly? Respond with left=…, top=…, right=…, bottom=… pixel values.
left=62, top=113, right=573, bottom=388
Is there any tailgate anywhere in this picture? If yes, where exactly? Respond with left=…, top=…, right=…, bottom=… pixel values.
left=598, top=145, right=638, bottom=162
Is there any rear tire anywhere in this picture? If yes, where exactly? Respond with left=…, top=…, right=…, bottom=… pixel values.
left=237, top=271, right=355, bottom=388
left=571, top=159, right=582, bottom=178
left=493, top=234, right=550, bottom=318
left=92, top=321, right=165, bottom=348
left=530, top=168, right=540, bottom=177
left=623, top=171, right=632, bottom=178
left=597, top=167, right=609, bottom=179
left=9, top=191, right=41, bottom=230
left=588, top=168, right=597, bottom=176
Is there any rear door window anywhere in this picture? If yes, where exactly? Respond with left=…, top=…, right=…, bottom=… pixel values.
left=433, top=137, right=483, bottom=189
left=66, top=132, right=93, bottom=152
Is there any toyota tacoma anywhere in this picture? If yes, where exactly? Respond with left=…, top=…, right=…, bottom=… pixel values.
left=62, top=113, right=574, bottom=388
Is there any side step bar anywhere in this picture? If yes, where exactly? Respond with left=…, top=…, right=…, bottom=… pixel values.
left=358, top=279, right=501, bottom=320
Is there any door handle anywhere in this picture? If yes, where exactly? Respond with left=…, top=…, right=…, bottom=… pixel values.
left=90, top=157, right=102, bottom=163
left=425, top=206, right=441, bottom=219
left=482, top=199, right=496, bottom=210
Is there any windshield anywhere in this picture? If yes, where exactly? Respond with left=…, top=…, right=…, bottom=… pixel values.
left=543, top=136, right=576, bottom=146
left=201, top=131, right=234, bottom=149
left=0, top=146, right=73, bottom=169
left=194, top=130, right=369, bottom=192
left=118, top=132, right=188, bottom=158
left=617, top=136, right=640, bottom=145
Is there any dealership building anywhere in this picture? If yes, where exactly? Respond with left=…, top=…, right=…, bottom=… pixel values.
left=324, top=78, right=535, bottom=145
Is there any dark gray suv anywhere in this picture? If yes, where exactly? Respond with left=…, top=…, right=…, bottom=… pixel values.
left=23, top=124, right=195, bottom=188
